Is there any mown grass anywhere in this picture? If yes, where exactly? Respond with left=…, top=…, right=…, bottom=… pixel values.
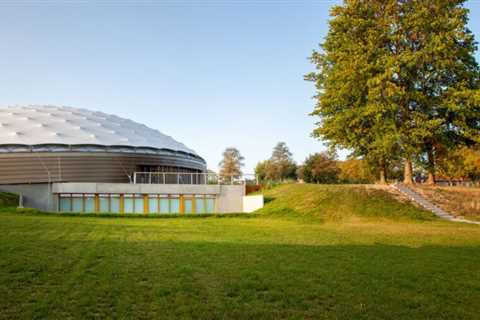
left=258, top=184, right=435, bottom=221
left=0, top=185, right=479, bottom=319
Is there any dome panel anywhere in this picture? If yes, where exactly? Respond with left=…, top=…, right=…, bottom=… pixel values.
left=0, top=105, right=198, bottom=156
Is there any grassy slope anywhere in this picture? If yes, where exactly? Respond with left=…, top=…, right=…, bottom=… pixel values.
left=1, top=185, right=480, bottom=319
left=258, top=184, right=434, bottom=221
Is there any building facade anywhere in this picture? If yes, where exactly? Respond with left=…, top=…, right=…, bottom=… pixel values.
left=0, top=105, right=254, bottom=214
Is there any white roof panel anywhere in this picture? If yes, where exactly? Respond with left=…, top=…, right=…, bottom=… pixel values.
left=0, top=105, right=198, bottom=155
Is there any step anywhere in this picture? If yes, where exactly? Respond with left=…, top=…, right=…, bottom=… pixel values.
left=392, top=184, right=460, bottom=221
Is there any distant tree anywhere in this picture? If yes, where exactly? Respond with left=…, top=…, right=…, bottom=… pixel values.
left=338, top=159, right=376, bottom=184
left=296, top=165, right=306, bottom=182
left=254, top=160, right=271, bottom=182
left=219, top=147, right=244, bottom=183
left=269, top=142, right=297, bottom=181
left=301, top=152, right=339, bottom=184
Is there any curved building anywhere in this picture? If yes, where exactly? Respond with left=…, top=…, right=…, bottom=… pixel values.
left=0, top=105, right=206, bottom=184
left=0, top=105, right=249, bottom=214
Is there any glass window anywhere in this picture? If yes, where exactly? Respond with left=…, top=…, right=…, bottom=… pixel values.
left=99, top=196, right=109, bottom=213
left=206, top=198, right=215, bottom=213
left=148, top=197, right=158, bottom=214
left=134, top=196, right=144, bottom=214
left=159, top=198, right=169, bottom=214
left=170, top=198, right=180, bottom=214
left=110, top=196, right=120, bottom=214
left=72, top=196, right=83, bottom=213
left=195, top=198, right=205, bottom=214
left=184, top=199, right=193, bottom=214
left=84, top=196, right=95, bottom=213
left=60, top=196, right=71, bottom=212
left=124, top=195, right=134, bottom=214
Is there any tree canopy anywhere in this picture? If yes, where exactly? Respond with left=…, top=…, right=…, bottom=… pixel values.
left=255, top=142, right=297, bottom=182
left=307, top=0, right=480, bottom=185
left=297, top=152, right=339, bottom=184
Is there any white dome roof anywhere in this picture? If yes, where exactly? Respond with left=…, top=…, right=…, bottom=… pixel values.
left=0, top=105, right=198, bottom=155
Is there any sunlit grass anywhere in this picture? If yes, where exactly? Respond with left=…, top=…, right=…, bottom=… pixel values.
left=0, top=185, right=479, bottom=319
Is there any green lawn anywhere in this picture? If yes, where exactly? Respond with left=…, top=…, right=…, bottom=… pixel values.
left=1, top=184, right=479, bottom=319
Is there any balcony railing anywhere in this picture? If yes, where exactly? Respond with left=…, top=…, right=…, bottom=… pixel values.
left=133, top=172, right=247, bottom=185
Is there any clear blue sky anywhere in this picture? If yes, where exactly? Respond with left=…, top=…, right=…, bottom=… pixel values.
left=1, top=1, right=479, bottom=173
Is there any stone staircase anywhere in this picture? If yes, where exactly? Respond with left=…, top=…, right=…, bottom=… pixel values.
left=392, top=183, right=480, bottom=225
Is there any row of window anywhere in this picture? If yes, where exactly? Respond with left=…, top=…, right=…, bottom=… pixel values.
left=58, top=193, right=216, bottom=214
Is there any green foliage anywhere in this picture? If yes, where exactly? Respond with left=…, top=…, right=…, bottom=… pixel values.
left=298, top=152, right=339, bottom=183
left=463, top=147, right=480, bottom=182
left=307, top=0, right=480, bottom=180
left=255, top=142, right=297, bottom=182
left=338, top=158, right=377, bottom=184
left=254, top=159, right=272, bottom=182
left=437, top=146, right=480, bottom=183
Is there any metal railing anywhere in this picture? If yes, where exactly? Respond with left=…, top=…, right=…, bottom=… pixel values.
left=133, top=172, right=248, bottom=185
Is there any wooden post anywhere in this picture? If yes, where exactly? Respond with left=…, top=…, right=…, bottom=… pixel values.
left=120, top=194, right=124, bottom=215
left=179, top=195, right=185, bottom=215
left=95, top=194, right=100, bottom=213
left=143, top=194, right=149, bottom=215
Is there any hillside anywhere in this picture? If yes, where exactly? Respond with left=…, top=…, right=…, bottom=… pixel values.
left=258, top=184, right=434, bottom=222
left=412, top=185, right=480, bottom=222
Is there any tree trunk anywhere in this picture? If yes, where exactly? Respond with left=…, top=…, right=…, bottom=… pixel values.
left=426, top=146, right=436, bottom=185
left=403, top=158, right=413, bottom=184
left=426, top=172, right=435, bottom=185
left=379, top=160, right=387, bottom=185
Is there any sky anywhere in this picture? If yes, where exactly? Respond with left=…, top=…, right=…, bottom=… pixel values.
left=0, top=0, right=479, bottom=173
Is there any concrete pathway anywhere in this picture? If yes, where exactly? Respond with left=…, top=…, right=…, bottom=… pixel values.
left=392, top=183, right=480, bottom=225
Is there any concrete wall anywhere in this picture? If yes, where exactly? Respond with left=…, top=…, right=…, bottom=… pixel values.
left=0, top=184, right=57, bottom=211
left=52, top=183, right=223, bottom=195
left=243, top=195, right=264, bottom=213
left=1, top=183, right=246, bottom=213
left=216, top=185, right=245, bottom=213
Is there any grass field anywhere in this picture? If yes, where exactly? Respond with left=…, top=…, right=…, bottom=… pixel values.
left=1, top=184, right=480, bottom=319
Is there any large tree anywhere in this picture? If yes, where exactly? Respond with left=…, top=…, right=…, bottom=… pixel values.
left=308, top=0, right=480, bottom=185
left=218, top=147, right=244, bottom=183
left=306, top=1, right=399, bottom=184
left=380, top=0, right=480, bottom=184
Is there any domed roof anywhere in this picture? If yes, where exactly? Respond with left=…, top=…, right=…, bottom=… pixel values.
left=0, top=105, right=198, bottom=156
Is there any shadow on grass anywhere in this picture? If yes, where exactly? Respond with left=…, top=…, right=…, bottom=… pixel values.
left=263, top=196, right=275, bottom=204
left=0, top=238, right=478, bottom=319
